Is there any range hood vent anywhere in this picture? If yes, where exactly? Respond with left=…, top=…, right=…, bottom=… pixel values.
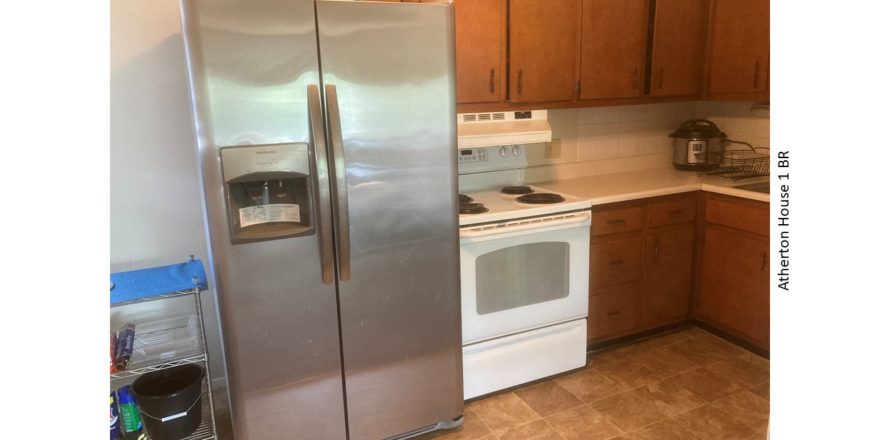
left=457, top=110, right=552, bottom=149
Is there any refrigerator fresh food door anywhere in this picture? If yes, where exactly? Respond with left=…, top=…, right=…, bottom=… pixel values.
left=179, top=0, right=346, bottom=438
left=316, top=1, right=463, bottom=439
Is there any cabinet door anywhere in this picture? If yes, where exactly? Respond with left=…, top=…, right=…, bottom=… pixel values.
left=579, top=0, right=648, bottom=100
left=650, top=0, right=707, bottom=96
left=706, top=0, right=769, bottom=96
left=509, top=0, right=581, bottom=103
left=455, top=0, right=506, bottom=104
left=643, top=225, right=694, bottom=325
left=697, top=225, right=770, bottom=349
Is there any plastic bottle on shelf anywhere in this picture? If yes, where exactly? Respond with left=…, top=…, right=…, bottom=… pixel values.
left=110, top=332, right=117, bottom=374
left=110, top=391, right=122, bottom=440
left=114, top=323, right=136, bottom=371
left=117, top=386, right=143, bottom=434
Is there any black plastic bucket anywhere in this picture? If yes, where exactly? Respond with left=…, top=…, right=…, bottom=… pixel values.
left=131, top=364, right=204, bottom=440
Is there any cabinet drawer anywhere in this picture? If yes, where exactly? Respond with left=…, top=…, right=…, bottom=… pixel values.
left=592, top=206, right=643, bottom=236
left=588, top=284, right=639, bottom=341
left=590, top=235, right=642, bottom=290
left=705, top=195, right=769, bottom=236
left=646, top=198, right=696, bottom=228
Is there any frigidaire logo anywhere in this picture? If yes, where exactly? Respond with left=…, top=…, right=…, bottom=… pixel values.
left=255, top=151, right=276, bottom=155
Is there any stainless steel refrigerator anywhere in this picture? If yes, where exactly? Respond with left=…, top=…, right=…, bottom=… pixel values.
left=179, top=1, right=462, bottom=438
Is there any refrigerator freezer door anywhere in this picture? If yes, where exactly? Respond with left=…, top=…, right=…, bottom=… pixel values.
left=316, top=1, right=463, bottom=439
left=180, top=0, right=346, bottom=438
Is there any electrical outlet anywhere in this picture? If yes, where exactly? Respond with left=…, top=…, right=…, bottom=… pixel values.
left=545, top=139, right=562, bottom=159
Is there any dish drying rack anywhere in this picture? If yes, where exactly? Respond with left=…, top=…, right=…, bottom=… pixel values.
left=699, top=144, right=770, bottom=180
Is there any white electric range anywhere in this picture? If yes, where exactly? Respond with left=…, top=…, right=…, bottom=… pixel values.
left=457, top=145, right=592, bottom=400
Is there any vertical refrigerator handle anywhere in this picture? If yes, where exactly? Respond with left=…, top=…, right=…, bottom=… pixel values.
left=307, top=84, right=335, bottom=285
left=324, top=84, right=351, bottom=282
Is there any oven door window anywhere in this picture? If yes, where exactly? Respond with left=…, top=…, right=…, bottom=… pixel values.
left=475, top=242, right=570, bottom=315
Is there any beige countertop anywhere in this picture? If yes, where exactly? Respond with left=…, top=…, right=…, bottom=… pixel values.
left=533, top=167, right=770, bottom=205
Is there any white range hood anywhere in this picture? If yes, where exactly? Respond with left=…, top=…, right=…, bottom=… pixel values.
left=457, top=110, right=552, bottom=149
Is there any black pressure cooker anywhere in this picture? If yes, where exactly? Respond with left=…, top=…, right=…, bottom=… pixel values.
left=669, top=119, right=728, bottom=171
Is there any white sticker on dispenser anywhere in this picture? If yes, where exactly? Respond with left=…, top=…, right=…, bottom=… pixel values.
left=239, top=204, right=301, bottom=228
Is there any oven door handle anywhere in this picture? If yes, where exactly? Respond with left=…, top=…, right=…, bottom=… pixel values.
left=460, top=212, right=591, bottom=241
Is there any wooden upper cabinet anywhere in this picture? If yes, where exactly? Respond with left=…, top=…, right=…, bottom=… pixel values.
left=579, top=0, right=648, bottom=100
left=455, top=0, right=506, bottom=104
left=706, top=0, right=769, bottom=99
left=650, top=0, right=708, bottom=96
left=508, top=0, right=581, bottom=103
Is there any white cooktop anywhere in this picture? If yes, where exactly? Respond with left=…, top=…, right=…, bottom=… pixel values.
left=459, top=185, right=591, bottom=226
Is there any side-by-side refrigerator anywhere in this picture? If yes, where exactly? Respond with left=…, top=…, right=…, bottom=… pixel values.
left=179, top=1, right=462, bottom=438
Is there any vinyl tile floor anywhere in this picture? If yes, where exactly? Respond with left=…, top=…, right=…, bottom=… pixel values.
left=420, top=327, right=770, bottom=440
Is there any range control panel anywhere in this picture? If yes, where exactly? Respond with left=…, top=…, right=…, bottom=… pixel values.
left=458, top=145, right=528, bottom=174
left=458, top=148, right=489, bottom=163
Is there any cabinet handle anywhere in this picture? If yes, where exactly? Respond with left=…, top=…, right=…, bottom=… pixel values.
left=631, top=67, right=639, bottom=90
left=608, top=310, right=623, bottom=316
left=606, top=219, right=627, bottom=225
left=654, top=243, right=660, bottom=259
left=753, top=61, right=760, bottom=89
left=657, top=67, right=664, bottom=90
left=609, top=260, right=625, bottom=266
left=489, top=68, right=495, bottom=94
left=761, top=252, right=767, bottom=271
left=517, top=70, right=523, bottom=96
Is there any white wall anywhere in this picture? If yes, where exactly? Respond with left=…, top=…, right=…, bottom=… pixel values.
left=110, top=0, right=227, bottom=390
left=110, top=0, right=205, bottom=269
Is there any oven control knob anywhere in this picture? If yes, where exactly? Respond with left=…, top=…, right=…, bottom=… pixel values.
left=499, top=146, right=509, bottom=157
left=512, top=145, right=521, bottom=156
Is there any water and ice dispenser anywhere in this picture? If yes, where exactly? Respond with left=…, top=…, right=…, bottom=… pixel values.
left=220, top=143, right=314, bottom=243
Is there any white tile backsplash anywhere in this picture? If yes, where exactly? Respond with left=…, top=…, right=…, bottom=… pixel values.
left=532, top=101, right=770, bottom=174
left=694, top=101, right=770, bottom=150
left=570, top=102, right=696, bottom=162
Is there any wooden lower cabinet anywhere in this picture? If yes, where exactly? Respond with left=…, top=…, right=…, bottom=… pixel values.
left=588, top=193, right=697, bottom=344
left=695, top=196, right=770, bottom=350
left=587, top=191, right=769, bottom=350
left=643, top=224, right=695, bottom=325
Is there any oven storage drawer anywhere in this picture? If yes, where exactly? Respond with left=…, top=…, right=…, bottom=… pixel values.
left=588, top=283, right=639, bottom=341
left=592, top=206, right=643, bottom=236
left=589, top=235, right=642, bottom=290
left=462, top=319, right=587, bottom=400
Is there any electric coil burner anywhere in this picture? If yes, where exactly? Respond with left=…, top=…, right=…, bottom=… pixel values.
left=459, top=194, right=473, bottom=204
left=459, top=202, right=488, bottom=215
left=500, top=186, right=534, bottom=195
left=515, top=193, right=565, bottom=204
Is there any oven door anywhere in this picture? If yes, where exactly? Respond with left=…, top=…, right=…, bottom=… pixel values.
left=460, top=213, right=590, bottom=344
